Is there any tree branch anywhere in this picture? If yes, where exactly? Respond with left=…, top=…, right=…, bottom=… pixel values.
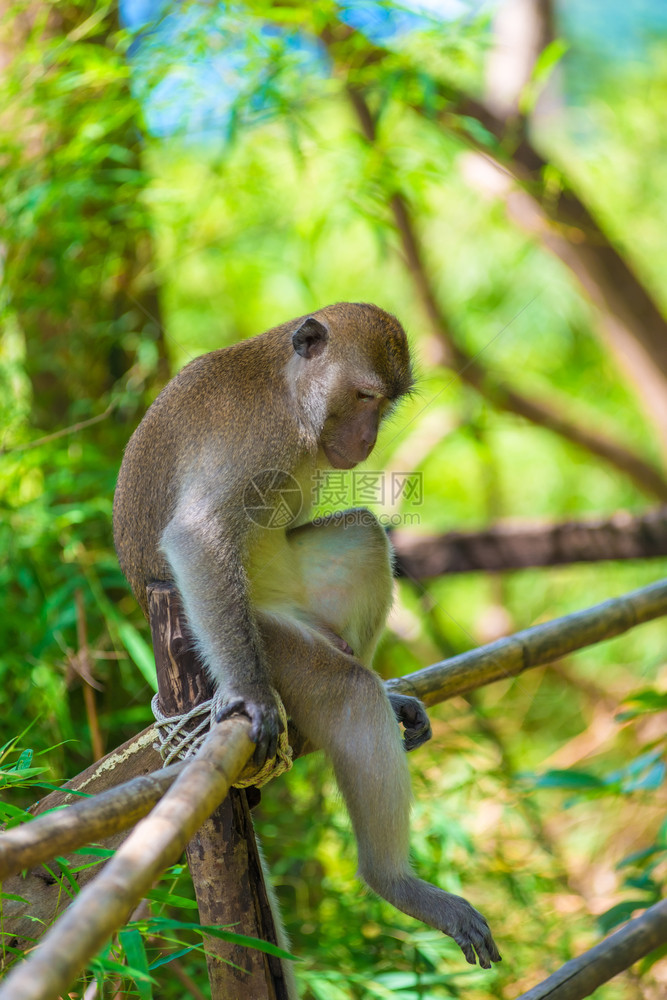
left=345, top=85, right=667, bottom=500
left=448, top=94, right=667, bottom=381
left=330, top=18, right=667, bottom=386
left=391, top=507, right=667, bottom=576
left=515, top=898, right=667, bottom=1000
left=0, top=401, right=116, bottom=456
left=344, top=12, right=667, bottom=446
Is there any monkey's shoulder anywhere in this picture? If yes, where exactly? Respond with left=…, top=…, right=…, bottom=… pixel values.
left=125, top=362, right=268, bottom=456
left=159, top=337, right=289, bottom=408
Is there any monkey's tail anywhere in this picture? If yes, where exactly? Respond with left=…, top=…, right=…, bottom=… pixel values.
left=256, top=839, right=300, bottom=1000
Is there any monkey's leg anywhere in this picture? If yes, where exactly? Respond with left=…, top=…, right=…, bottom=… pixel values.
left=286, top=509, right=430, bottom=750
left=259, top=616, right=501, bottom=969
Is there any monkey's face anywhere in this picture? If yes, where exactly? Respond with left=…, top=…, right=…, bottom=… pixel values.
left=321, top=391, right=386, bottom=469
left=289, top=306, right=413, bottom=469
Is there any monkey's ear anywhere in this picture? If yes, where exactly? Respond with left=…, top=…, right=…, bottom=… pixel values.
left=292, top=317, right=329, bottom=359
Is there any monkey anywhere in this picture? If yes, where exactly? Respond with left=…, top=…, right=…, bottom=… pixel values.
left=113, top=302, right=501, bottom=971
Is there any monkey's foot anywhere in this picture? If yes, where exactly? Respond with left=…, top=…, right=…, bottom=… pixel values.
left=365, top=874, right=501, bottom=969
left=387, top=692, right=432, bottom=751
left=440, top=894, right=502, bottom=969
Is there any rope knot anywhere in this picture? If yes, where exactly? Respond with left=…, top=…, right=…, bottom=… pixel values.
left=151, top=687, right=293, bottom=788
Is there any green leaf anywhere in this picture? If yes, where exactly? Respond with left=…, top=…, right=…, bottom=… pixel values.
left=90, top=954, right=156, bottom=984
left=532, top=769, right=607, bottom=790
left=623, top=873, right=659, bottom=892
left=638, top=941, right=667, bottom=974
left=16, top=749, right=33, bottom=770
left=148, top=945, right=199, bottom=971
left=597, top=900, right=648, bottom=934
left=0, top=802, right=31, bottom=824
left=458, top=115, right=500, bottom=152
left=519, top=38, right=569, bottom=114
left=658, top=817, right=667, bottom=846
left=52, top=857, right=80, bottom=894
left=141, top=917, right=298, bottom=961
left=532, top=38, right=569, bottom=84
left=119, top=927, right=155, bottom=999
left=116, top=621, right=158, bottom=690
left=71, top=846, right=116, bottom=858
left=34, top=782, right=91, bottom=797
left=146, top=887, right=198, bottom=909
left=617, top=688, right=667, bottom=720
left=617, top=846, right=665, bottom=869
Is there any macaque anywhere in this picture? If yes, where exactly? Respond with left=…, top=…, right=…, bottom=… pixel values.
left=113, top=302, right=501, bottom=970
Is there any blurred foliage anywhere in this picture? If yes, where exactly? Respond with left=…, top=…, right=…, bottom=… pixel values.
left=1, top=1, right=667, bottom=998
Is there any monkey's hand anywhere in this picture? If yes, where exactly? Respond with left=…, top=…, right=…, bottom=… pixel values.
left=439, top=893, right=502, bottom=969
left=215, top=688, right=285, bottom=766
left=387, top=693, right=432, bottom=751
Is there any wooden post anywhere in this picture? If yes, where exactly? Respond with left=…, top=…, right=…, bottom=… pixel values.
left=148, top=583, right=291, bottom=1000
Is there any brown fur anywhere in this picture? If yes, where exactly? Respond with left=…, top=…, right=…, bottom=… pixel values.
left=113, top=302, right=500, bottom=970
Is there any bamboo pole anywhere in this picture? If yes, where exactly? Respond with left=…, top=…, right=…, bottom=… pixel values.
left=0, top=762, right=184, bottom=880
left=148, top=582, right=291, bottom=1000
left=0, top=727, right=162, bottom=960
left=0, top=716, right=254, bottom=1000
left=514, top=899, right=667, bottom=1000
left=387, top=578, right=667, bottom=706
left=1, top=579, right=665, bottom=886
left=0, top=581, right=663, bottom=995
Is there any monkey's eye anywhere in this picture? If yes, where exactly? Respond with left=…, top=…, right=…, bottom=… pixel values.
left=356, top=390, right=378, bottom=402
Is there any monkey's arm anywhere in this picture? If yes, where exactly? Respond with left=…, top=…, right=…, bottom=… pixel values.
left=160, top=502, right=284, bottom=763
left=388, top=693, right=432, bottom=751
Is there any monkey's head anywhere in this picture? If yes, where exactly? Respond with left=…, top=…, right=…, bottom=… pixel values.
left=289, top=303, right=414, bottom=470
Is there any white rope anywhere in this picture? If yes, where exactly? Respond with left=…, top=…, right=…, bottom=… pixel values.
left=151, top=688, right=293, bottom=787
